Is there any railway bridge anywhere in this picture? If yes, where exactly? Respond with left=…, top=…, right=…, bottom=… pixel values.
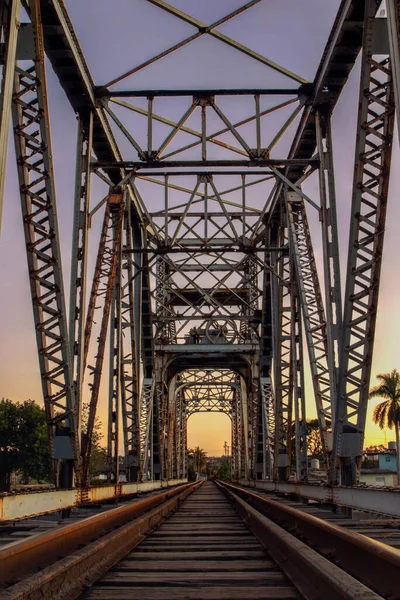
left=1, top=0, right=400, bottom=597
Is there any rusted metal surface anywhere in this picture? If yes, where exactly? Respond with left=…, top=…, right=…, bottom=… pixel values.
left=0, top=481, right=197, bottom=588
left=223, top=481, right=400, bottom=598
left=216, top=481, right=381, bottom=600
left=0, top=479, right=187, bottom=522
left=239, top=479, right=400, bottom=517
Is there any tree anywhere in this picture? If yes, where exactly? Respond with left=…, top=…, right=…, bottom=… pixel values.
left=193, top=446, right=207, bottom=474
left=217, top=458, right=231, bottom=481
left=0, top=399, right=52, bottom=491
left=89, top=446, right=108, bottom=476
left=80, top=403, right=107, bottom=476
left=369, top=369, right=400, bottom=483
left=187, top=446, right=207, bottom=480
left=306, top=419, right=324, bottom=460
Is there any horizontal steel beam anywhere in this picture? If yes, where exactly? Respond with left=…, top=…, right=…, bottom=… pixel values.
left=0, top=479, right=187, bottom=521
left=239, top=480, right=400, bottom=517
left=157, top=343, right=257, bottom=353
left=133, top=171, right=278, bottom=176
left=97, top=88, right=304, bottom=97
left=124, top=247, right=263, bottom=254
left=93, top=159, right=320, bottom=169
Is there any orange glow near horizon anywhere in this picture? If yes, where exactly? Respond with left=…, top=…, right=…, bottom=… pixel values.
left=186, top=411, right=232, bottom=457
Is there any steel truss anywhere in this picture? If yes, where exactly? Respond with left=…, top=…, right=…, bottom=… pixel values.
left=333, top=1, right=396, bottom=484
left=81, top=193, right=124, bottom=486
left=11, top=0, right=78, bottom=486
left=2, top=0, right=400, bottom=491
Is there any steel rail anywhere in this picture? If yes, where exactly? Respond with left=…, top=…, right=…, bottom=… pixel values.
left=218, top=481, right=400, bottom=599
left=0, top=481, right=200, bottom=595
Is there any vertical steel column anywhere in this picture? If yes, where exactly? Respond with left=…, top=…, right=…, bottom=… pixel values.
left=69, top=113, right=93, bottom=440
left=291, top=275, right=308, bottom=482
left=315, top=110, right=342, bottom=417
left=286, top=190, right=332, bottom=463
left=248, top=366, right=260, bottom=480
left=12, top=0, right=77, bottom=486
left=120, top=204, right=140, bottom=481
left=240, top=376, right=249, bottom=479
left=174, top=384, right=182, bottom=479
left=260, top=224, right=275, bottom=480
left=81, top=194, right=124, bottom=486
left=334, top=3, right=394, bottom=485
left=0, top=0, right=20, bottom=235
left=167, top=377, right=176, bottom=479
left=139, top=378, right=155, bottom=480
left=260, top=377, right=274, bottom=479
left=153, top=380, right=164, bottom=479
left=231, top=387, right=240, bottom=480
left=107, top=221, right=123, bottom=483
left=272, top=208, right=293, bottom=481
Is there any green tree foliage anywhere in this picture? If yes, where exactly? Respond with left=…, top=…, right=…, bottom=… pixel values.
left=306, top=419, right=324, bottom=460
left=187, top=446, right=207, bottom=480
left=217, top=458, right=231, bottom=481
left=80, top=403, right=107, bottom=476
left=0, top=399, right=52, bottom=491
left=369, top=369, right=400, bottom=482
left=89, top=445, right=108, bottom=476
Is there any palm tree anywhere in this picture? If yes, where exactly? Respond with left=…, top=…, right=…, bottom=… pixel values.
left=192, top=447, right=208, bottom=474
left=369, top=369, right=400, bottom=484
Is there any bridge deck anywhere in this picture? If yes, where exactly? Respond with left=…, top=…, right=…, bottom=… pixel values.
left=85, top=481, right=300, bottom=600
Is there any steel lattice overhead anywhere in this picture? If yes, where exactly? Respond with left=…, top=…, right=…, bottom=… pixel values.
left=0, top=0, right=399, bottom=490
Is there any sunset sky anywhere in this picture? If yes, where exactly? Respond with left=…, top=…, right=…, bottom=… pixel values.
left=0, top=0, right=399, bottom=457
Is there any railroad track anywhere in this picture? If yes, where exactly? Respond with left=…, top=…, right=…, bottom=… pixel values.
left=243, top=485, right=400, bottom=550
left=0, top=480, right=399, bottom=600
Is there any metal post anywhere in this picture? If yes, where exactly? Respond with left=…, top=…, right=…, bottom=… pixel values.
left=286, top=190, right=332, bottom=465
left=0, top=0, right=20, bottom=236
left=69, top=113, right=93, bottom=441
left=315, top=110, right=342, bottom=419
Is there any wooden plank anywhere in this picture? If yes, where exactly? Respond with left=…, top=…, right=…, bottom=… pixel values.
left=137, top=543, right=262, bottom=550
left=100, top=571, right=288, bottom=584
left=149, top=532, right=253, bottom=538
left=128, top=551, right=268, bottom=560
left=87, top=586, right=300, bottom=599
left=114, top=560, right=275, bottom=571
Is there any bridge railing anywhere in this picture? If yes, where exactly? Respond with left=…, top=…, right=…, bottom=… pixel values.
left=0, top=479, right=187, bottom=522
left=239, top=480, right=400, bottom=518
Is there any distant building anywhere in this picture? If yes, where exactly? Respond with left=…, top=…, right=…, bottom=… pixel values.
left=360, top=447, right=398, bottom=487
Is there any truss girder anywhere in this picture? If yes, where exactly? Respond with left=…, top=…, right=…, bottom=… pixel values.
left=334, top=2, right=395, bottom=482
left=286, top=191, right=333, bottom=457
left=139, top=378, right=155, bottom=480
left=291, top=285, right=308, bottom=482
left=260, top=377, right=274, bottom=480
left=69, top=113, right=93, bottom=435
left=272, top=220, right=293, bottom=481
left=107, top=250, right=122, bottom=483
left=0, top=0, right=19, bottom=232
left=120, top=205, right=140, bottom=480
left=4, top=0, right=400, bottom=492
left=81, top=194, right=124, bottom=486
left=12, top=0, right=78, bottom=482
